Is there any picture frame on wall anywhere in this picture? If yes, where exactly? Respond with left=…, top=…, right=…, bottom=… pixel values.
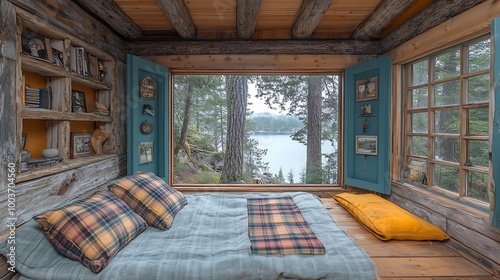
left=356, top=135, right=378, bottom=156
left=139, top=142, right=153, bottom=165
left=70, top=132, right=93, bottom=158
left=71, top=90, right=87, bottom=113
left=356, top=76, right=378, bottom=102
left=21, top=29, right=50, bottom=61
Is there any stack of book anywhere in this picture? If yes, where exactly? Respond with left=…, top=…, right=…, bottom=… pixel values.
left=25, top=87, right=41, bottom=108
left=24, top=87, right=52, bottom=109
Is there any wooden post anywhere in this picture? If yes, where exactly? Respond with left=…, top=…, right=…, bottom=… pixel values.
left=0, top=0, right=19, bottom=189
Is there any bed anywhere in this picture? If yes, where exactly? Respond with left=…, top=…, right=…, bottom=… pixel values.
left=2, top=192, right=377, bottom=280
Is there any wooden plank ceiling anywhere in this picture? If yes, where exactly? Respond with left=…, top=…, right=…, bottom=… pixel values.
left=72, top=0, right=486, bottom=55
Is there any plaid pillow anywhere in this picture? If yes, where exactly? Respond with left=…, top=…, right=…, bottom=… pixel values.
left=34, top=191, right=148, bottom=273
left=108, top=172, right=187, bottom=230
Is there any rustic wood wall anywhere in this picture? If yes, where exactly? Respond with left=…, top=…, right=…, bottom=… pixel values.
left=387, top=0, right=500, bottom=276
left=0, top=0, right=128, bottom=237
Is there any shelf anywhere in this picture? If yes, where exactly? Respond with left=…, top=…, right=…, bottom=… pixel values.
left=21, top=55, right=67, bottom=77
left=16, top=154, right=116, bottom=183
left=21, top=107, right=112, bottom=122
left=21, top=54, right=112, bottom=90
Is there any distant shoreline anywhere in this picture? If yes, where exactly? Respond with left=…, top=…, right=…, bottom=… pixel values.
left=250, top=131, right=294, bottom=135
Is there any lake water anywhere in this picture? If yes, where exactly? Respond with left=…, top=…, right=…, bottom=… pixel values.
left=250, top=133, right=335, bottom=183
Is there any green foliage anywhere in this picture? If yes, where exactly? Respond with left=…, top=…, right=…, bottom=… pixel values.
left=287, top=169, right=294, bottom=184
left=248, top=114, right=302, bottom=133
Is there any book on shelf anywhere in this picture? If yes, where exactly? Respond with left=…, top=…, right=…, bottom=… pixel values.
left=51, top=40, right=65, bottom=66
left=21, top=29, right=51, bottom=62
left=70, top=45, right=92, bottom=77
left=26, top=157, right=61, bottom=169
left=24, top=86, right=52, bottom=109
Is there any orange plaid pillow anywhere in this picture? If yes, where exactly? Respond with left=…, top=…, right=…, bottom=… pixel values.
left=108, top=172, right=187, bottom=230
left=35, top=191, right=148, bottom=273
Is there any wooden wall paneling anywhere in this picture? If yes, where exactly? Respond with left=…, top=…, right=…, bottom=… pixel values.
left=0, top=0, right=19, bottom=190
left=115, top=60, right=127, bottom=156
left=446, top=220, right=500, bottom=267
left=389, top=191, right=448, bottom=230
left=390, top=184, right=500, bottom=276
left=391, top=184, right=499, bottom=241
left=0, top=156, right=121, bottom=234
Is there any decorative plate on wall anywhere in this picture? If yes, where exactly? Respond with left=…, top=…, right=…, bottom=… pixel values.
left=140, top=121, right=153, bottom=135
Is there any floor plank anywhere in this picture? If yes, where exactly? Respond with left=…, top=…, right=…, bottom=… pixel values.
left=320, top=198, right=496, bottom=279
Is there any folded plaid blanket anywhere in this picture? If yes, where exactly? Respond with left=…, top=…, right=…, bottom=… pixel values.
left=247, top=196, right=325, bottom=255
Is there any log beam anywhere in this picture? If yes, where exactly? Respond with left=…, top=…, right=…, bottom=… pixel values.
left=127, top=39, right=382, bottom=55
left=236, top=0, right=262, bottom=39
left=352, top=0, right=413, bottom=40
left=292, top=0, right=334, bottom=39
left=0, top=0, right=18, bottom=191
left=155, top=0, right=197, bottom=39
left=72, top=0, right=142, bottom=38
left=381, top=0, right=486, bottom=52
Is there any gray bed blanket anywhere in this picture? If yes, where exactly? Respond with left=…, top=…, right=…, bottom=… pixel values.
left=1, top=192, right=377, bottom=280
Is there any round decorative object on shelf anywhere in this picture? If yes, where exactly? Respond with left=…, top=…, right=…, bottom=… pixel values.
left=140, top=121, right=153, bottom=135
left=42, top=148, right=58, bottom=158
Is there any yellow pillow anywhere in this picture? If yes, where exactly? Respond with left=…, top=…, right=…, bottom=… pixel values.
left=333, top=193, right=449, bottom=241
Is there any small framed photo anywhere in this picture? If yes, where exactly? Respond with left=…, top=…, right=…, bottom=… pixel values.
left=356, top=135, right=378, bottom=156
left=71, top=90, right=87, bottom=113
left=360, top=104, right=372, bottom=115
left=21, top=133, right=27, bottom=150
left=356, top=76, right=378, bottom=102
left=139, top=142, right=153, bottom=165
left=21, top=29, right=50, bottom=61
left=70, top=132, right=93, bottom=158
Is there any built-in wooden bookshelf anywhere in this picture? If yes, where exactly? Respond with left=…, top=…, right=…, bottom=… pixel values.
left=17, top=19, right=117, bottom=181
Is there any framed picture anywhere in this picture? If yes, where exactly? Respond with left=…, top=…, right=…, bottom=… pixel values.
left=356, top=135, right=378, bottom=156
left=21, top=29, right=50, bottom=61
left=139, top=142, right=153, bottom=165
left=70, top=132, right=93, bottom=158
left=360, top=104, right=372, bottom=115
left=21, top=133, right=27, bottom=150
left=356, top=76, right=378, bottom=102
left=139, top=76, right=157, bottom=99
left=72, top=90, right=87, bottom=113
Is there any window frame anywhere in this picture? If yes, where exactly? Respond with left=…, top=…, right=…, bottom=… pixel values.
left=401, top=35, right=491, bottom=208
left=168, top=71, right=345, bottom=190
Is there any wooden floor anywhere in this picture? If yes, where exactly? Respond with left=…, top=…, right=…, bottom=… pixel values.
left=321, top=198, right=498, bottom=279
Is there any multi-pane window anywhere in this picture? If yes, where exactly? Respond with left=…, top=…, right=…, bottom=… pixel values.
left=403, top=37, right=490, bottom=206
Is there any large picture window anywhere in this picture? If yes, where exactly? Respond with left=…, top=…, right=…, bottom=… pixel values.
left=402, top=37, right=491, bottom=206
left=172, top=74, right=340, bottom=185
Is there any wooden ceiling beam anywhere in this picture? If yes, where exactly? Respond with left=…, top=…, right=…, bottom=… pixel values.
left=352, top=0, right=413, bottom=40
left=127, top=40, right=382, bottom=56
left=155, top=0, right=197, bottom=39
left=71, top=0, right=142, bottom=38
left=381, top=0, right=486, bottom=52
left=236, top=0, right=262, bottom=39
left=291, top=0, right=334, bottom=39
